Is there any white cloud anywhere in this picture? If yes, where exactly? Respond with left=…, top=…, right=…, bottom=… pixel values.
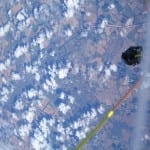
left=0, top=86, right=10, bottom=103
left=57, top=124, right=65, bottom=134
left=48, top=118, right=55, bottom=126
left=1, top=87, right=9, bottom=95
left=0, top=95, right=8, bottom=103
left=75, top=130, right=86, bottom=140
left=68, top=95, right=75, bottom=104
left=58, top=103, right=71, bottom=114
left=31, top=128, right=51, bottom=150
left=71, top=121, right=80, bottom=129
left=125, top=18, right=134, bottom=26
left=15, top=100, right=24, bottom=110
left=100, top=19, right=108, bottom=29
left=105, top=68, right=111, bottom=78
left=31, top=65, right=38, bottom=74
left=12, top=113, right=18, bottom=120
left=5, top=59, right=11, bottom=66
left=0, top=23, right=10, bottom=37
left=16, top=9, right=28, bottom=21
left=33, top=8, right=38, bottom=20
left=49, top=50, right=55, bottom=57
left=45, top=77, right=58, bottom=91
left=0, top=59, right=11, bottom=72
left=24, top=108, right=35, bottom=123
left=58, top=68, right=69, bottom=79
left=110, top=64, right=117, bottom=72
left=36, top=33, right=46, bottom=49
left=67, top=107, right=102, bottom=141
left=39, top=118, right=50, bottom=138
left=17, top=15, right=31, bottom=31
left=59, top=92, right=65, bottom=99
left=65, top=29, right=72, bottom=36
left=90, top=108, right=97, bottom=119
left=1, top=77, right=7, bottom=84
left=0, top=63, right=6, bottom=71
left=43, top=82, right=49, bottom=92
left=64, top=0, right=80, bottom=18
left=11, top=72, right=21, bottom=80
left=26, top=65, right=32, bottom=73
left=97, top=105, right=105, bottom=114
left=46, top=30, right=53, bottom=39
left=56, top=135, right=64, bottom=142
left=27, top=88, right=37, bottom=99
left=34, top=129, right=44, bottom=142
left=62, top=145, right=67, bottom=150
left=14, top=45, right=28, bottom=58
left=35, top=72, right=40, bottom=81
left=16, top=12, right=25, bottom=21
left=120, top=28, right=127, bottom=37
left=144, top=134, right=150, bottom=140
left=108, top=3, right=115, bottom=9
left=19, top=124, right=31, bottom=137
left=25, top=64, right=38, bottom=74
left=48, top=64, right=57, bottom=77
left=31, top=138, right=41, bottom=150
left=98, top=65, right=103, bottom=72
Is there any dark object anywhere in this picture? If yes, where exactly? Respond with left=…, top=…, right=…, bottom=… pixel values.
left=122, top=46, right=143, bottom=65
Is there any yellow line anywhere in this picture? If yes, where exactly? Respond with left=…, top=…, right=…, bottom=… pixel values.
left=75, top=110, right=114, bottom=150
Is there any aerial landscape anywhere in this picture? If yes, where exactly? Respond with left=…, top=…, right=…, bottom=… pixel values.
left=0, top=0, right=150, bottom=150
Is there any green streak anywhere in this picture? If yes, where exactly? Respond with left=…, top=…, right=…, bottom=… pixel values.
left=75, top=111, right=111, bottom=150
left=134, top=54, right=141, bottom=58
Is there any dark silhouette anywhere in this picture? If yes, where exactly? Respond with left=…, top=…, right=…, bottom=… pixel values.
left=122, top=46, right=143, bottom=65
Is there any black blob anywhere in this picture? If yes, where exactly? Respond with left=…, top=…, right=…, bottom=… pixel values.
left=122, top=46, right=143, bottom=66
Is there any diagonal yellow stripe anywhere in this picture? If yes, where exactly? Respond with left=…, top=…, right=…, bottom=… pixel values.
left=75, top=110, right=114, bottom=150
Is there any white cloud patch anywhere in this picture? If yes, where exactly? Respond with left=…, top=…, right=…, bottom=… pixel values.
left=58, top=103, right=71, bottom=114
left=19, top=124, right=31, bottom=137
left=11, top=72, right=21, bottom=80
left=97, top=105, right=105, bottom=114
left=24, top=108, right=35, bottom=123
left=31, top=121, right=52, bottom=150
left=14, top=45, right=28, bottom=58
left=44, top=77, right=58, bottom=91
left=15, top=100, right=24, bottom=110
left=0, top=63, right=6, bottom=71
left=64, top=0, right=80, bottom=18
left=70, top=108, right=98, bottom=140
left=35, top=72, right=40, bottom=81
left=105, top=68, right=111, bottom=78
left=110, top=64, right=117, bottom=72
left=1, top=87, right=9, bottom=95
left=27, top=88, right=38, bottom=99
left=36, top=33, right=46, bottom=49
left=68, top=95, right=75, bottom=104
left=39, top=118, right=50, bottom=138
left=0, top=23, right=10, bottom=37
left=59, top=92, right=65, bottom=99
left=57, top=68, right=69, bottom=79
left=108, top=3, right=115, bottom=9
left=0, top=59, right=11, bottom=72
left=16, top=12, right=25, bottom=21
left=65, top=29, right=72, bottom=37
left=75, top=130, right=86, bottom=140
left=31, top=130, right=48, bottom=150
left=100, top=19, right=108, bottom=29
